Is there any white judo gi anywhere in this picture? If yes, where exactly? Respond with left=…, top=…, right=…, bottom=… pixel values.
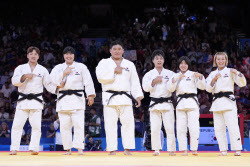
left=11, top=63, right=56, bottom=152
left=168, top=70, right=205, bottom=151
left=96, top=57, right=143, bottom=151
left=142, top=68, right=176, bottom=151
left=206, top=67, right=246, bottom=151
left=50, top=61, right=95, bottom=150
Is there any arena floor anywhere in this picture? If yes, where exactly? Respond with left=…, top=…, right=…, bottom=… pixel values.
left=0, top=151, right=250, bottom=167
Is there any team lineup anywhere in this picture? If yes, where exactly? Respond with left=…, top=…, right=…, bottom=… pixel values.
left=9, top=40, right=247, bottom=156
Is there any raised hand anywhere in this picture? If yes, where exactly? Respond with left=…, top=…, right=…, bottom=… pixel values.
left=114, top=65, right=125, bottom=74
left=63, top=66, right=75, bottom=77
left=194, top=72, right=203, bottom=79
left=135, top=97, right=141, bottom=108
left=213, top=73, right=221, bottom=81
left=152, top=76, right=163, bottom=86
left=179, top=74, right=186, bottom=80
left=86, top=95, right=95, bottom=106
left=230, top=68, right=237, bottom=75
left=21, top=73, right=36, bottom=82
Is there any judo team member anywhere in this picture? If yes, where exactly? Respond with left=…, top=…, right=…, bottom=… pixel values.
left=10, top=46, right=56, bottom=155
left=96, top=40, right=143, bottom=155
left=142, top=50, right=176, bottom=156
left=168, top=56, right=205, bottom=156
left=206, top=52, right=246, bottom=156
left=50, top=46, right=95, bottom=155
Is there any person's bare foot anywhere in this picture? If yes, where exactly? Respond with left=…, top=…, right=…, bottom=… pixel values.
left=78, top=149, right=84, bottom=155
left=30, top=150, right=39, bottom=155
left=169, top=151, right=176, bottom=156
left=9, top=150, right=17, bottom=155
left=218, top=151, right=227, bottom=156
left=234, top=151, right=241, bottom=156
left=192, top=150, right=198, bottom=156
left=108, top=151, right=116, bottom=155
left=153, top=151, right=160, bottom=156
left=182, top=150, right=188, bottom=156
left=63, top=149, right=71, bottom=155
left=124, top=149, right=132, bottom=155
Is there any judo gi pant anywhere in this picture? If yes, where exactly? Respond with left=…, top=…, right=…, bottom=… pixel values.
left=213, top=109, right=242, bottom=151
left=104, top=105, right=135, bottom=151
left=150, top=109, right=176, bottom=151
left=58, top=109, right=85, bottom=150
left=11, top=109, right=42, bottom=152
left=176, top=109, right=200, bottom=151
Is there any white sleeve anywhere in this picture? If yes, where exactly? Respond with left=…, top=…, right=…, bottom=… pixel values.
left=167, top=72, right=179, bottom=92
left=54, top=121, right=59, bottom=131
left=43, top=69, right=57, bottom=94
left=205, top=73, right=216, bottom=93
left=50, top=65, right=64, bottom=86
left=130, top=64, right=144, bottom=100
left=161, top=130, right=164, bottom=149
left=11, top=66, right=28, bottom=87
left=142, top=132, right=146, bottom=145
left=142, top=72, right=154, bottom=92
left=232, top=71, right=247, bottom=88
left=96, top=59, right=115, bottom=84
left=82, top=66, right=96, bottom=97
left=195, top=74, right=206, bottom=90
left=96, top=117, right=101, bottom=124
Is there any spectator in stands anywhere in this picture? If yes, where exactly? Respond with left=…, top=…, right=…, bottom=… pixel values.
left=20, top=129, right=30, bottom=145
left=0, top=93, right=4, bottom=108
left=0, top=122, right=10, bottom=138
left=5, top=102, right=12, bottom=114
left=85, top=135, right=102, bottom=151
left=43, top=106, right=56, bottom=121
left=200, top=101, right=211, bottom=114
left=88, top=107, right=101, bottom=137
left=46, top=123, right=56, bottom=138
left=1, top=82, right=13, bottom=98
left=244, top=123, right=249, bottom=137
left=54, top=118, right=64, bottom=151
left=238, top=92, right=249, bottom=109
left=0, top=72, right=10, bottom=86
left=0, top=107, right=9, bottom=119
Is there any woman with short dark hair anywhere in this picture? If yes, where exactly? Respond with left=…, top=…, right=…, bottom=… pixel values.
left=168, top=56, right=205, bottom=156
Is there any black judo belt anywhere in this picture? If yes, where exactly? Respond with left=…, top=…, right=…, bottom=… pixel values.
left=176, top=93, right=199, bottom=106
left=212, top=91, right=235, bottom=102
left=56, top=89, right=84, bottom=101
left=105, top=90, right=137, bottom=105
left=17, top=92, right=45, bottom=105
left=149, top=97, right=172, bottom=108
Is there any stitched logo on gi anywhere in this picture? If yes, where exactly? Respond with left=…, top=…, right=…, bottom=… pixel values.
left=37, top=73, right=42, bottom=77
left=125, top=67, right=129, bottom=72
left=164, top=76, right=169, bottom=79
left=186, top=77, right=191, bottom=81
left=75, top=72, right=80, bottom=75
left=223, top=74, right=229, bottom=78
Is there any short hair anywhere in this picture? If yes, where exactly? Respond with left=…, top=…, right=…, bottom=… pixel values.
left=27, top=46, right=40, bottom=55
left=90, top=107, right=96, bottom=111
left=177, top=56, right=191, bottom=70
left=110, top=40, right=124, bottom=49
left=213, top=52, right=228, bottom=67
left=151, top=49, right=165, bottom=60
left=63, top=46, right=76, bottom=55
